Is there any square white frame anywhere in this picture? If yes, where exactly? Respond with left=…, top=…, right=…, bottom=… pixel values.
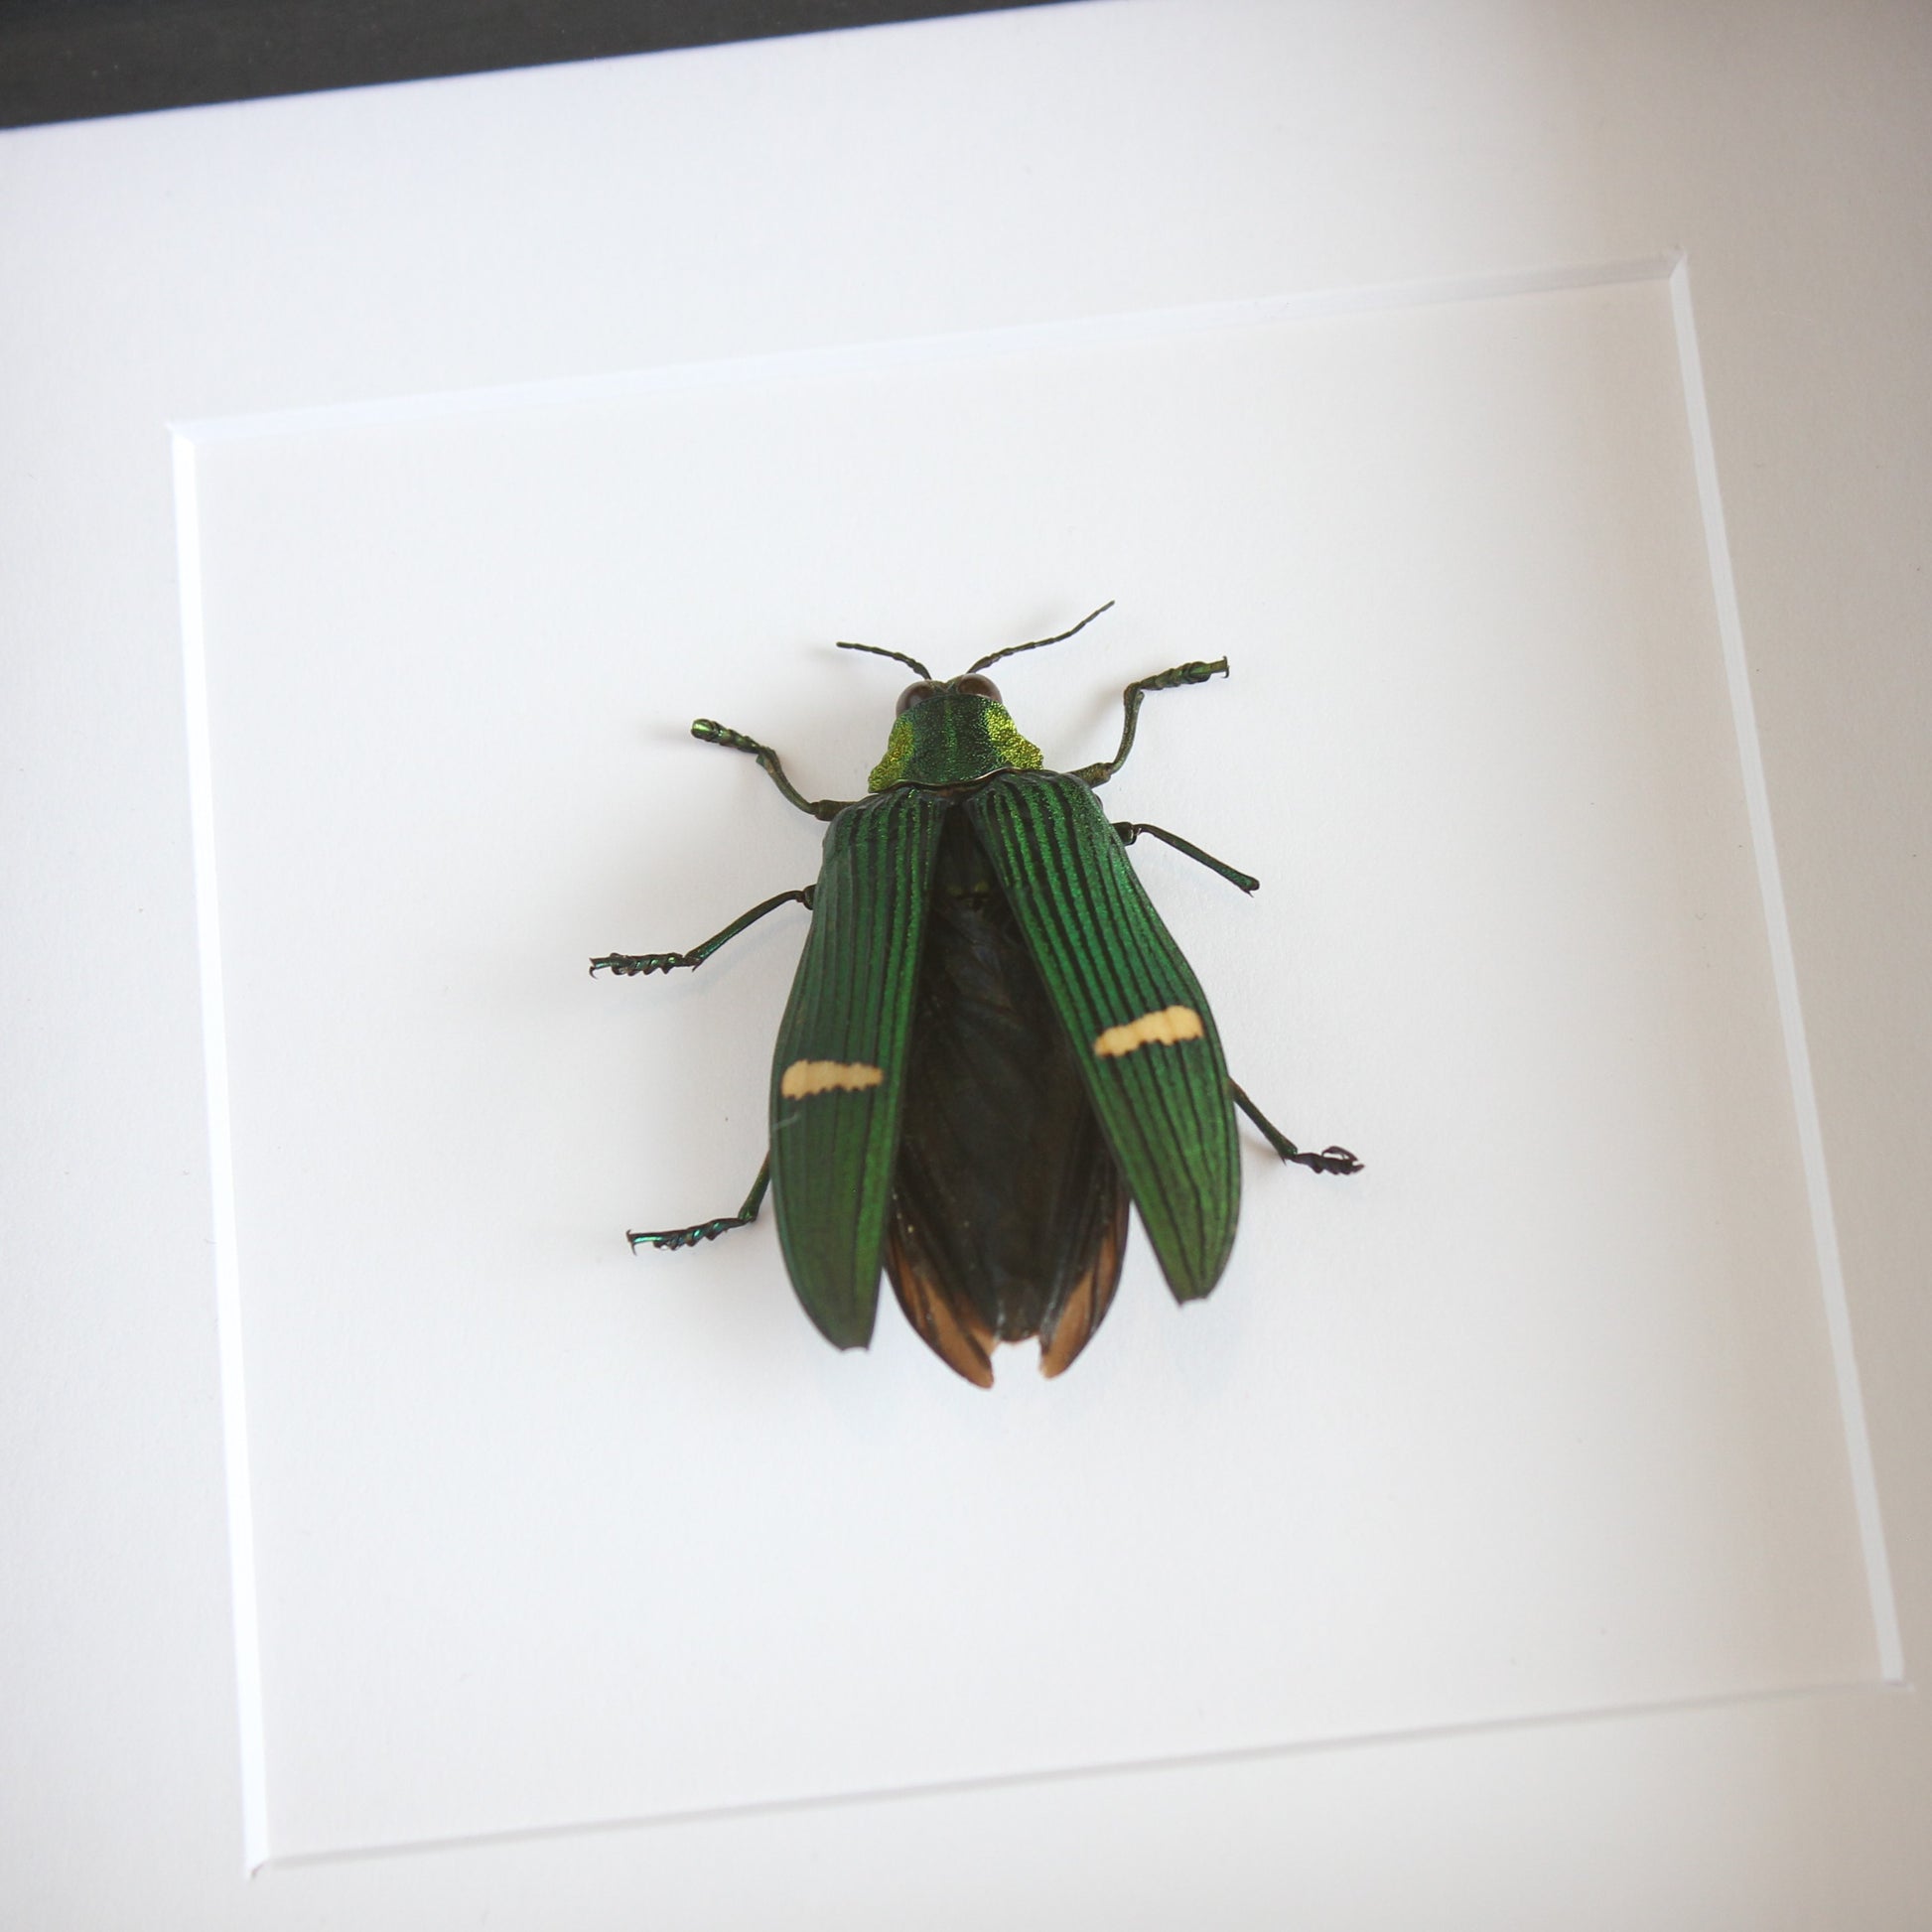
left=176, top=257, right=1895, bottom=1864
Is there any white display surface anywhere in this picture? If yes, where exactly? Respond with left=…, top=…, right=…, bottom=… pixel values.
left=187, top=272, right=1873, bottom=1856
left=8, top=3, right=1929, bottom=1926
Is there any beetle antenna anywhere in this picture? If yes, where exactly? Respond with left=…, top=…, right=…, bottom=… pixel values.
left=835, top=639, right=934, bottom=678
left=967, top=601, right=1115, bottom=674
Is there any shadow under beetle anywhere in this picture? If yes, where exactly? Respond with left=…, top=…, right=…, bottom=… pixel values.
left=594, top=604, right=1360, bottom=1387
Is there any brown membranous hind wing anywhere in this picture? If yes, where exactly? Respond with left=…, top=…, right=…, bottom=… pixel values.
left=886, top=1215, right=998, bottom=1388
left=1037, top=1169, right=1129, bottom=1377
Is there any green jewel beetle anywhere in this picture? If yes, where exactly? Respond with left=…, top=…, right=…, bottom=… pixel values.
left=593, top=604, right=1360, bottom=1387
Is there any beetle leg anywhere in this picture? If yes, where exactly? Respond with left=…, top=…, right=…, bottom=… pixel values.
left=689, top=719, right=855, bottom=821
left=1113, top=822, right=1259, bottom=894
left=1230, top=1081, right=1362, bottom=1175
left=592, top=887, right=814, bottom=976
left=627, top=1157, right=771, bottom=1250
left=1071, top=657, right=1230, bottom=788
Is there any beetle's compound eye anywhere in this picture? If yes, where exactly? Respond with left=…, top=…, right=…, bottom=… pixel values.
left=951, top=673, right=1002, bottom=702
left=895, top=680, right=942, bottom=716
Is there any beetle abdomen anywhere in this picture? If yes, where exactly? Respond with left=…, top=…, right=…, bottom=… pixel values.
left=886, top=810, right=1128, bottom=1385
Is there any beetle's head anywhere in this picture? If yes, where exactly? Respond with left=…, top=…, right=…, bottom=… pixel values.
left=839, top=604, right=1115, bottom=793
left=865, top=672, right=1042, bottom=792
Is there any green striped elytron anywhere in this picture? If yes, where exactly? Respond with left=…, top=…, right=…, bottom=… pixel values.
left=592, top=604, right=1361, bottom=1386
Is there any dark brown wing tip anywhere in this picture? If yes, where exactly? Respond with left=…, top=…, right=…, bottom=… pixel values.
left=951, top=1345, right=997, bottom=1391
left=886, top=1227, right=998, bottom=1389
left=1037, top=1180, right=1129, bottom=1377
left=920, top=1310, right=997, bottom=1389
